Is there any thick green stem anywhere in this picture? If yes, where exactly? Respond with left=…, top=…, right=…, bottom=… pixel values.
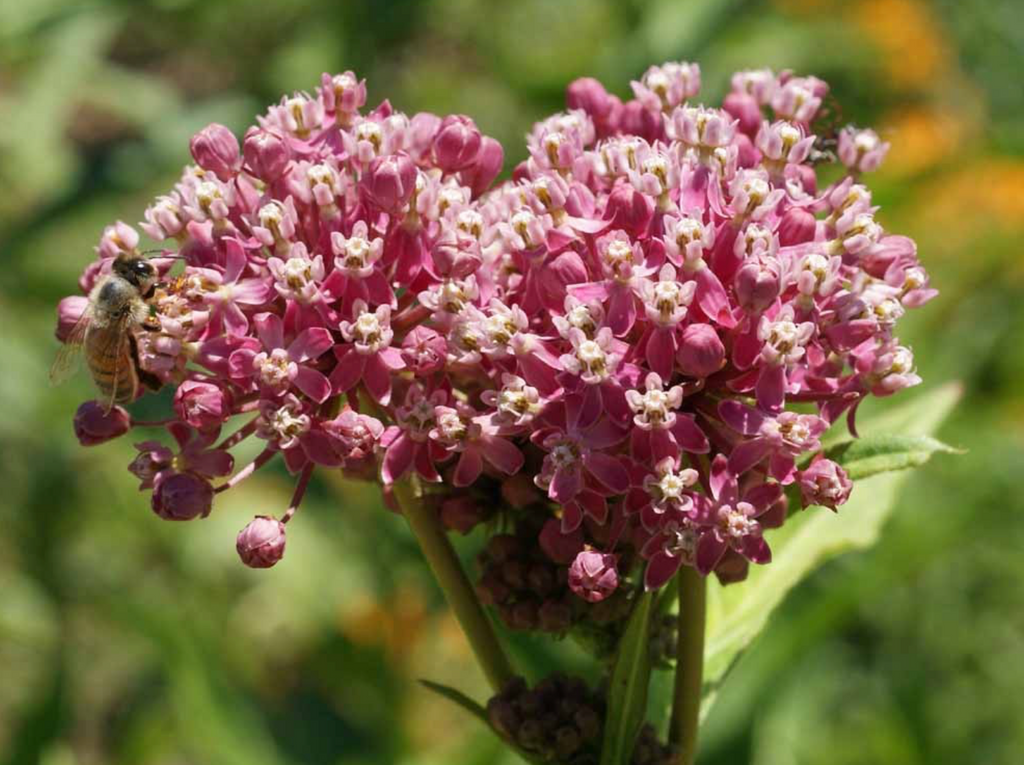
left=669, top=566, right=707, bottom=765
left=392, top=480, right=515, bottom=692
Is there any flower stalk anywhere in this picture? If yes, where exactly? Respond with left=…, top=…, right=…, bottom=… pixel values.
left=669, top=566, right=706, bottom=765
left=391, top=479, right=515, bottom=692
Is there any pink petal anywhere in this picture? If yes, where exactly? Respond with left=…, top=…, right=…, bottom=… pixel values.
left=302, top=429, right=342, bottom=467
left=480, top=435, right=524, bottom=475
left=607, top=285, right=637, bottom=336
left=363, top=353, right=393, bottom=405
left=561, top=502, right=584, bottom=533
left=670, top=414, right=709, bottom=454
left=223, top=237, right=247, bottom=283
left=377, top=346, right=406, bottom=371
left=740, top=534, right=771, bottom=564
left=329, top=348, right=367, bottom=393
left=289, top=327, right=333, bottom=362
left=728, top=438, right=772, bottom=476
left=568, top=281, right=610, bottom=302
left=756, top=364, right=787, bottom=413
left=382, top=433, right=415, bottom=484
left=453, top=448, right=484, bottom=487
left=292, top=366, right=332, bottom=404
left=645, top=328, right=676, bottom=380
left=696, top=533, right=727, bottom=576
left=232, top=278, right=272, bottom=305
left=645, top=551, right=684, bottom=590
left=583, top=452, right=629, bottom=493
left=550, top=466, right=582, bottom=504
left=709, top=454, right=736, bottom=503
left=221, top=301, right=250, bottom=336
left=718, top=400, right=765, bottom=436
left=576, top=489, right=608, bottom=524
left=255, top=312, right=285, bottom=350
left=696, top=268, right=735, bottom=328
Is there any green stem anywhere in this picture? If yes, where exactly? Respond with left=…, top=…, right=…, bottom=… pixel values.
left=391, top=480, right=515, bottom=692
left=669, top=566, right=707, bottom=765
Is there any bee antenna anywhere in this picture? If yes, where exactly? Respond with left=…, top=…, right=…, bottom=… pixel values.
left=140, top=248, right=185, bottom=260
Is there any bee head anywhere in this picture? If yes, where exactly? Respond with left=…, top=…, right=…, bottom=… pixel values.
left=113, top=254, right=159, bottom=293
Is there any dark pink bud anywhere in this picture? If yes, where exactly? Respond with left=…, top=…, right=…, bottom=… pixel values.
left=789, top=163, right=818, bottom=196
left=619, top=99, right=662, bottom=143
left=432, top=114, right=482, bottom=173
left=539, top=519, right=584, bottom=564
left=400, top=326, right=447, bottom=375
left=440, top=495, right=486, bottom=535
left=539, top=251, right=588, bottom=309
left=714, top=549, right=750, bottom=585
left=74, top=400, right=131, bottom=446
left=778, top=207, right=817, bottom=246
left=604, top=183, right=654, bottom=238
left=56, top=296, right=88, bottom=342
left=459, top=136, right=504, bottom=199
left=236, top=515, right=286, bottom=568
left=432, top=236, right=482, bottom=279
left=190, top=123, right=241, bottom=182
left=173, top=379, right=232, bottom=431
left=798, top=457, right=852, bottom=510
left=734, top=133, right=761, bottom=168
left=568, top=550, right=619, bottom=603
left=243, top=127, right=292, bottom=182
left=722, top=92, right=763, bottom=137
left=151, top=472, right=214, bottom=521
left=566, top=77, right=614, bottom=122
left=409, top=112, right=442, bottom=160
left=677, top=323, right=726, bottom=378
left=735, top=262, right=780, bottom=315
left=501, top=473, right=542, bottom=510
left=362, top=152, right=417, bottom=212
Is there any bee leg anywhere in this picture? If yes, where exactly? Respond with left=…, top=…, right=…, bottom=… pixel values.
left=129, top=333, right=164, bottom=392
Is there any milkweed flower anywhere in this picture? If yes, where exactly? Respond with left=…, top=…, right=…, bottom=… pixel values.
left=55, top=60, right=932, bottom=595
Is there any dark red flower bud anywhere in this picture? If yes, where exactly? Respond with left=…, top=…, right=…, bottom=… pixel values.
left=151, top=472, right=214, bottom=521
left=236, top=515, right=286, bottom=568
left=190, top=123, right=241, bottom=182
left=73, top=401, right=131, bottom=446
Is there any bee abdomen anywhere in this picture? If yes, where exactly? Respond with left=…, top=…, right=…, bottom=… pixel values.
left=87, top=344, right=138, bottom=405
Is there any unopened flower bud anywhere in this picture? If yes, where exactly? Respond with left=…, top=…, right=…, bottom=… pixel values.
left=173, top=379, right=232, bottom=431
left=778, top=206, right=817, bottom=246
left=676, top=323, right=726, bottom=377
left=722, top=91, right=762, bottom=137
left=568, top=550, right=618, bottom=603
left=539, top=519, right=584, bottom=564
left=798, top=457, right=853, bottom=510
left=566, top=77, right=615, bottom=128
left=56, top=296, right=88, bottom=342
left=151, top=472, right=214, bottom=521
left=190, top=123, right=241, bottom=182
left=243, top=127, right=292, bottom=182
left=74, top=401, right=131, bottom=446
left=604, top=183, right=654, bottom=237
left=361, top=152, right=417, bottom=212
left=460, top=136, right=504, bottom=198
left=539, top=251, right=588, bottom=309
left=432, top=114, right=482, bottom=172
left=500, top=472, right=541, bottom=509
left=440, top=495, right=486, bottom=535
left=537, top=600, right=573, bottom=632
left=236, top=515, right=286, bottom=568
left=735, top=261, right=780, bottom=314
left=400, top=326, right=447, bottom=374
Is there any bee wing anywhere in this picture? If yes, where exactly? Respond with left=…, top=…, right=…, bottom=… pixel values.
left=49, top=305, right=92, bottom=385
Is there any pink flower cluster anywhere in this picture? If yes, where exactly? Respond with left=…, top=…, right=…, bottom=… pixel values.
left=60, top=63, right=934, bottom=593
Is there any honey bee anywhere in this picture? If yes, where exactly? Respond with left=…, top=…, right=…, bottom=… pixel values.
left=51, top=252, right=164, bottom=412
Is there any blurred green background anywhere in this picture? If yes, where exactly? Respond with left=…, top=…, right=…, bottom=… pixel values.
left=1, top=0, right=1022, bottom=763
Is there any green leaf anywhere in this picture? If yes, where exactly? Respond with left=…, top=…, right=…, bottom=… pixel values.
left=418, top=679, right=490, bottom=726
left=601, top=591, right=654, bottom=765
left=698, top=383, right=961, bottom=719
left=827, top=433, right=963, bottom=480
